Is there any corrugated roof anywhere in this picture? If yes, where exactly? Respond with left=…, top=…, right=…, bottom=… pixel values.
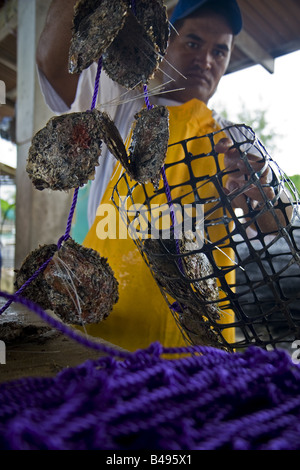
left=229, top=0, right=300, bottom=73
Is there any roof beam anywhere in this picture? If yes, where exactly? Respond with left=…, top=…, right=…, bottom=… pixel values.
left=235, top=30, right=275, bottom=74
left=0, top=55, right=17, bottom=72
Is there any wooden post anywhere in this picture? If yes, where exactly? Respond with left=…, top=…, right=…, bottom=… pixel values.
left=15, top=0, right=72, bottom=268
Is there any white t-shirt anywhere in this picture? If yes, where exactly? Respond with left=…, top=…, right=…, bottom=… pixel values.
left=38, top=64, right=243, bottom=227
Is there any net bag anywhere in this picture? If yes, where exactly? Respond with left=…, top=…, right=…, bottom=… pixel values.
left=112, top=124, right=300, bottom=352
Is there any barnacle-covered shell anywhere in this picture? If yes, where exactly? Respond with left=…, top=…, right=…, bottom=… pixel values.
left=70, top=0, right=169, bottom=87
left=131, top=0, right=169, bottom=57
left=141, top=232, right=222, bottom=347
left=43, top=238, right=119, bottom=325
left=181, top=231, right=219, bottom=306
left=102, top=11, right=159, bottom=89
left=27, top=110, right=106, bottom=191
left=69, top=0, right=128, bottom=73
left=128, top=105, right=169, bottom=188
left=103, top=0, right=169, bottom=88
left=14, top=244, right=58, bottom=310
left=15, top=239, right=119, bottom=326
left=97, top=111, right=129, bottom=172
left=179, top=307, right=223, bottom=348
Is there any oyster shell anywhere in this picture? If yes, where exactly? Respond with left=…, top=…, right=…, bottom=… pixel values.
left=141, top=232, right=222, bottom=347
left=69, top=0, right=128, bottom=74
left=26, top=109, right=126, bottom=191
left=43, top=238, right=119, bottom=325
left=27, top=106, right=169, bottom=192
left=98, top=105, right=169, bottom=188
left=69, top=0, right=169, bottom=87
left=15, top=239, right=119, bottom=325
left=128, top=105, right=169, bottom=188
left=131, top=0, right=169, bottom=58
left=102, top=10, right=158, bottom=89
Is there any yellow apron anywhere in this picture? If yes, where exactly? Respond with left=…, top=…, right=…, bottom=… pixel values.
left=83, top=99, right=235, bottom=351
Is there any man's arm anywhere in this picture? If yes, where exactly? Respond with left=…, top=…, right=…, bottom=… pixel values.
left=36, top=0, right=80, bottom=108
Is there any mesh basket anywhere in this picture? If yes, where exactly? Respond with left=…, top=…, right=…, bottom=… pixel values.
left=112, top=124, right=300, bottom=352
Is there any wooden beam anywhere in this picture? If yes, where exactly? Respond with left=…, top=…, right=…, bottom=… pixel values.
left=0, top=55, right=17, bottom=72
left=6, top=87, right=16, bottom=100
left=235, top=30, right=275, bottom=74
left=0, top=0, right=18, bottom=42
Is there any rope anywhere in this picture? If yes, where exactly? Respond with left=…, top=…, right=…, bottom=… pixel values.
left=0, top=327, right=300, bottom=450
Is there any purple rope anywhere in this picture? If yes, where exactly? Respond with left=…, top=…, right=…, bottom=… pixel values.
left=143, top=84, right=154, bottom=110
left=130, top=0, right=136, bottom=15
left=90, top=57, right=102, bottom=110
left=1, top=333, right=300, bottom=450
left=57, top=187, right=79, bottom=249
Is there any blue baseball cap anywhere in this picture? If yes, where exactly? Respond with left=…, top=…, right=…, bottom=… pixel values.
left=170, top=0, right=243, bottom=35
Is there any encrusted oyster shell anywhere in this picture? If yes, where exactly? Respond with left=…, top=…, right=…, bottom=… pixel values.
left=128, top=105, right=169, bottom=188
left=69, top=0, right=169, bottom=88
left=15, top=239, right=119, bottom=325
left=102, top=10, right=159, bottom=89
left=141, top=232, right=222, bottom=347
left=69, top=0, right=128, bottom=74
left=27, top=109, right=125, bottom=191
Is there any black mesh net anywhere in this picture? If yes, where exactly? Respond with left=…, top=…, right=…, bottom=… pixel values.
left=112, top=124, right=300, bottom=352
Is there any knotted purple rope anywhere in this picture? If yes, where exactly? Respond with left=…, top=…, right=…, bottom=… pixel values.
left=1, top=328, right=300, bottom=450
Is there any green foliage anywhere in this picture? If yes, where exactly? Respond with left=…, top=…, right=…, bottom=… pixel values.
left=0, top=199, right=15, bottom=221
left=216, top=99, right=282, bottom=156
left=235, top=103, right=282, bottom=155
left=288, top=174, right=300, bottom=193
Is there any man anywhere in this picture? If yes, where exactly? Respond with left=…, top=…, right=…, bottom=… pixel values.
left=36, top=0, right=288, bottom=351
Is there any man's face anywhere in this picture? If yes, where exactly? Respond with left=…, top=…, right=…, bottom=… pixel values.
left=161, top=11, right=234, bottom=104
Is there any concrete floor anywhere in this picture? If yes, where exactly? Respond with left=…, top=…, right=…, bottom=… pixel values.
left=0, top=300, right=125, bottom=384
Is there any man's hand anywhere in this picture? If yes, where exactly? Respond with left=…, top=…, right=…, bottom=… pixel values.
left=215, top=137, right=292, bottom=233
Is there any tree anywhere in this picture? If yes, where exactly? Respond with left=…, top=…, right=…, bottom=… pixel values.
left=216, top=99, right=282, bottom=156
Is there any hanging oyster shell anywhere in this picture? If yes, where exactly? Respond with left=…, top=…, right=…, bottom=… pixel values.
left=141, top=231, right=222, bottom=348
left=69, top=0, right=128, bottom=74
left=43, top=238, right=119, bottom=325
left=101, top=104, right=170, bottom=188
left=15, top=239, right=119, bottom=325
left=127, top=105, right=169, bottom=188
left=106, top=105, right=170, bottom=188
left=102, top=0, right=170, bottom=88
left=27, top=106, right=169, bottom=192
left=131, top=0, right=169, bottom=58
left=69, top=0, right=169, bottom=88
left=26, top=109, right=126, bottom=191
left=102, top=11, right=158, bottom=89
